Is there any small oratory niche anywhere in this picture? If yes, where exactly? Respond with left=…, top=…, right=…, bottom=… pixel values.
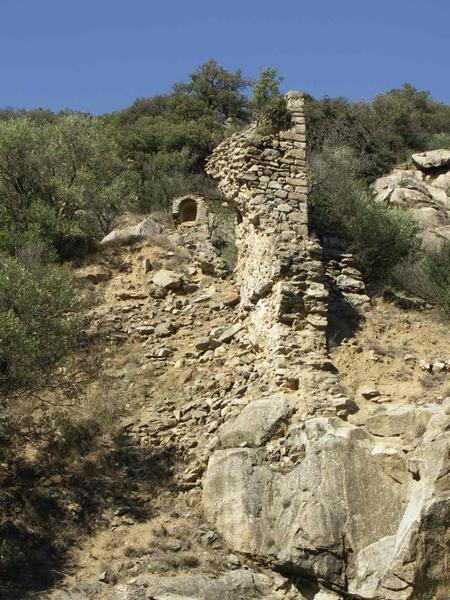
left=172, top=194, right=209, bottom=227
left=178, top=198, right=198, bottom=223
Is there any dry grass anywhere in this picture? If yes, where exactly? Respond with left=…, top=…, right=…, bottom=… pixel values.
left=83, top=386, right=126, bottom=433
left=419, top=372, right=447, bottom=390
left=367, top=340, right=397, bottom=358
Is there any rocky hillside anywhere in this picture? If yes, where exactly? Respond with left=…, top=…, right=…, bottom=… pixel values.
left=18, top=94, right=449, bottom=600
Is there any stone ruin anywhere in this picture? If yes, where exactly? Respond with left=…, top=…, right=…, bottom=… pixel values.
left=206, top=92, right=368, bottom=403
left=170, top=193, right=229, bottom=278
left=94, top=93, right=449, bottom=600
left=202, top=93, right=450, bottom=599
left=172, top=194, right=210, bottom=226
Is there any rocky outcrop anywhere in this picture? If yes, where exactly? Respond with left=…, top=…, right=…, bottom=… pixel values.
left=51, top=569, right=337, bottom=600
left=109, top=570, right=301, bottom=600
left=412, top=149, right=450, bottom=170
left=372, top=151, right=450, bottom=248
left=204, top=399, right=449, bottom=599
left=100, top=216, right=163, bottom=246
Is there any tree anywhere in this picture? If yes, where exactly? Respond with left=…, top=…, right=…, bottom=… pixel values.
left=250, top=67, right=290, bottom=132
left=0, top=257, right=81, bottom=390
left=173, top=59, right=250, bottom=121
left=0, top=115, right=139, bottom=260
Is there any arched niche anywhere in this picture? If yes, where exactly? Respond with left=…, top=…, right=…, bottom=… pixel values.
left=172, top=194, right=209, bottom=226
left=178, top=198, right=198, bottom=223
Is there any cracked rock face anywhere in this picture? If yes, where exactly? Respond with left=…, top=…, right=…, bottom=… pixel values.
left=203, top=403, right=450, bottom=600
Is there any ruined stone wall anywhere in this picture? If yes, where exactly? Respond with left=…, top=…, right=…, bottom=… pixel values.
left=206, top=93, right=337, bottom=403
left=203, top=94, right=449, bottom=600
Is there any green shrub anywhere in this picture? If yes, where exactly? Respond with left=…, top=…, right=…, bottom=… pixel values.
left=426, top=132, right=450, bottom=150
left=394, top=242, right=450, bottom=313
left=0, top=115, right=139, bottom=260
left=347, top=200, right=420, bottom=283
left=257, top=95, right=291, bottom=134
left=250, top=67, right=290, bottom=133
left=305, top=84, right=450, bottom=182
left=309, top=145, right=420, bottom=283
left=0, top=257, right=81, bottom=390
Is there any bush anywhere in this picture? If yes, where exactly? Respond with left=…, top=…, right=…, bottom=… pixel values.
left=0, top=115, right=139, bottom=261
left=0, top=257, right=81, bottom=390
left=309, top=145, right=420, bottom=283
left=394, top=242, right=450, bottom=313
left=305, top=84, right=450, bottom=182
left=347, top=200, right=420, bottom=283
left=250, top=68, right=290, bottom=133
left=427, top=132, right=450, bottom=150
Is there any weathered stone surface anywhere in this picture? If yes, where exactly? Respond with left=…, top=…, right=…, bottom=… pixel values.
left=336, top=274, right=365, bottom=292
left=217, top=322, right=243, bottom=344
left=203, top=406, right=450, bottom=599
left=100, top=217, right=163, bottom=246
left=76, top=265, right=111, bottom=284
left=412, top=149, right=450, bottom=170
left=109, top=570, right=288, bottom=600
left=172, top=193, right=210, bottom=225
left=364, top=405, right=435, bottom=439
left=49, top=582, right=107, bottom=599
left=152, top=269, right=184, bottom=290
left=170, top=195, right=230, bottom=278
left=372, top=161, right=450, bottom=249
left=433, top=171, right=450, bottom=191
left=205, top=421, right=401, bottom=588
left=205, top=93, right=341, bottom=395
left=360, top=387, right=380, bottom=399
left=219, top=396, right=293, bottom=448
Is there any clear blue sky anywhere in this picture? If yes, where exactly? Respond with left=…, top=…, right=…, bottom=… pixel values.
left=0, top=0, right=448, bottom=114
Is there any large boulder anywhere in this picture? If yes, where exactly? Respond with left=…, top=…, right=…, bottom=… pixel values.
left=372, top=162, right=450, bottom=249
left=412, top=149, right=450, bottom=171
left=364, top=405, right=436, bottom=439
left=100, top=217, right=163, bottom=246
left=219, top=396, right=293, bottom=448
left=203, top=402, right=450, bottom=600
left=372, top=171, right=429, bottom=199
left=152, top=269, right=184, bottom=290
left=433, top=171, right=450, bottom=192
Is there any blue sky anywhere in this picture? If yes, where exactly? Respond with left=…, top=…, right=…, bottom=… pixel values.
left=0, top=0, right=448, bottom=114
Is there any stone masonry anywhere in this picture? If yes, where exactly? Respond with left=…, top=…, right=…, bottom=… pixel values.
left=206, top=92, right=340, bottom=406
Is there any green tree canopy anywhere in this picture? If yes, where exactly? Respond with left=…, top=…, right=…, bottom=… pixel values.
left=173, top=59, right=251, bottom=121
left=0, top=257, right=81, bottom=390
left=0, top=115, right=139, bottom=259
left=249, top=67, right=290, bottom=132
